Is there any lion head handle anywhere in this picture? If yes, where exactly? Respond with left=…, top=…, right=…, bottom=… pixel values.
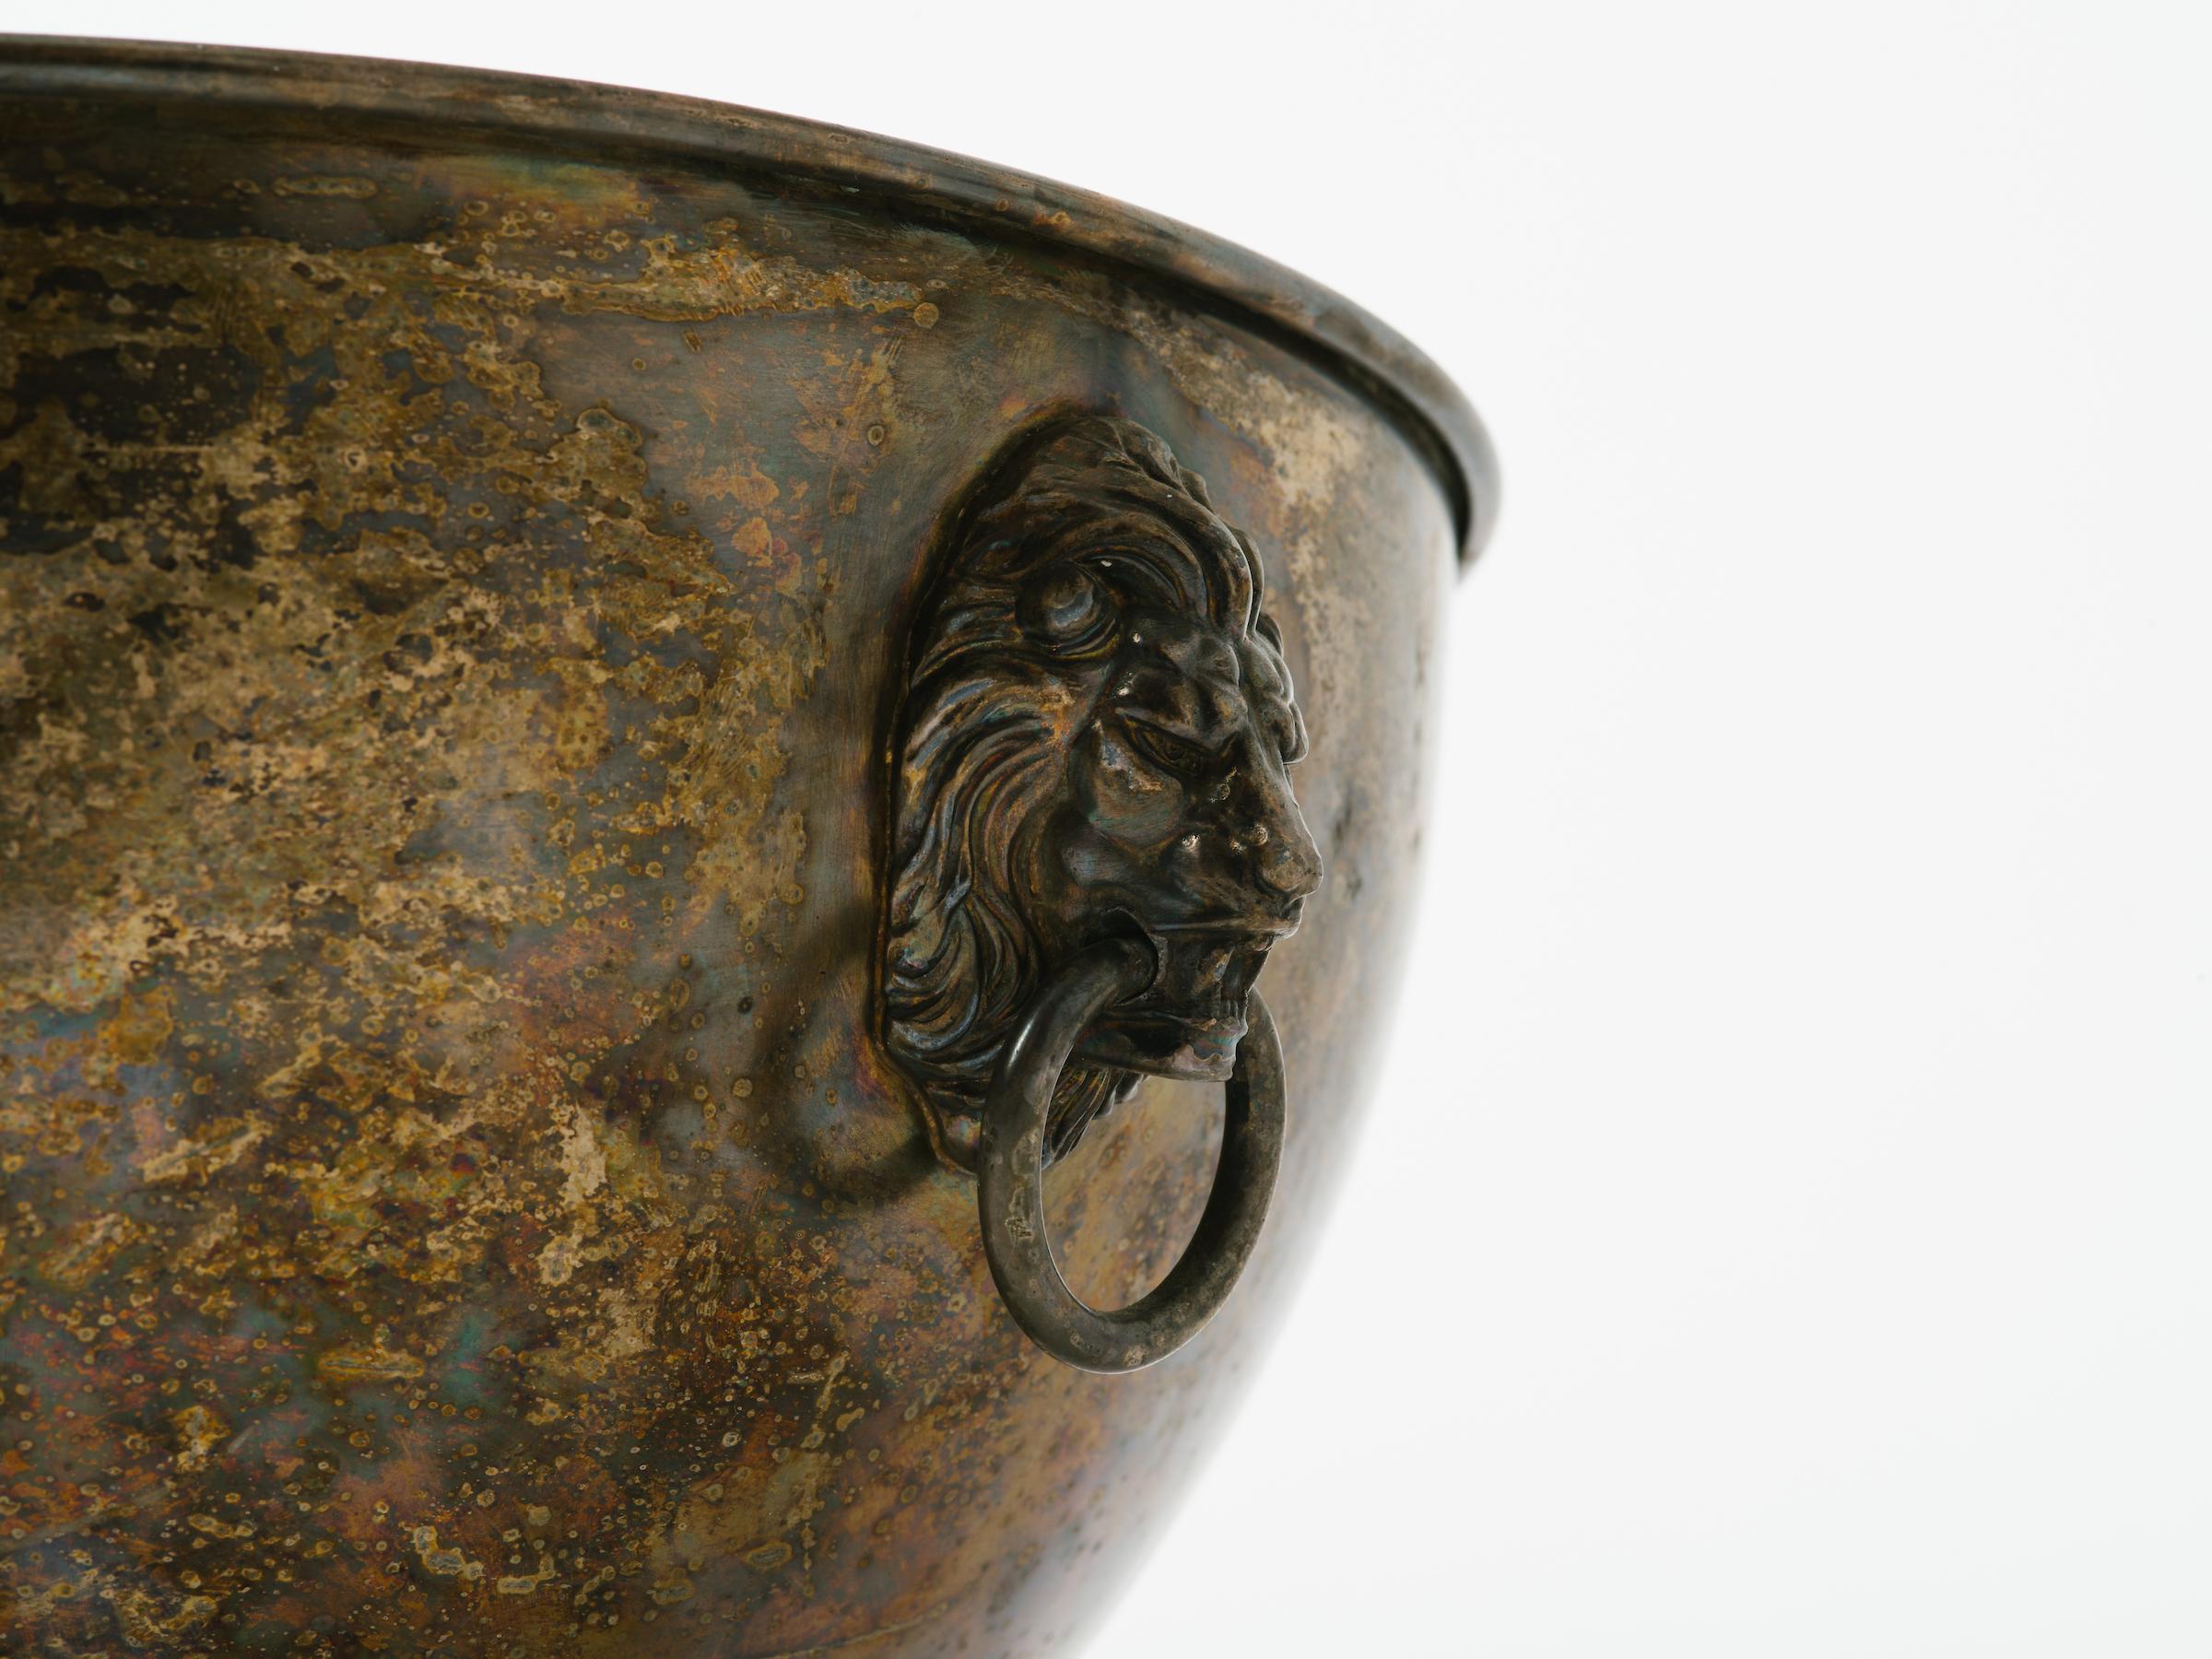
left=880, top=414, right=1322, bottom=1171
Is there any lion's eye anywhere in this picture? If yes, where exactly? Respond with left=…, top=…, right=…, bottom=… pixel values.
left=1124, top=720, right=1210, bottom=776
left=1018, top=564, right=1115, bottom=654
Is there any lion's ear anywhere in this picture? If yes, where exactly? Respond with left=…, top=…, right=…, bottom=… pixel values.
left=1017, top=562, right=1118, bottom=655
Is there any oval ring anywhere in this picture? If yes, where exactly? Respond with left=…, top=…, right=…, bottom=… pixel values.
left=976, top=939, right=1288, bottom=1373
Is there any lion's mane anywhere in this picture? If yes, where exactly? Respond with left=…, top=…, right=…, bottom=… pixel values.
left=880, top=413, right=1285, bottom=1166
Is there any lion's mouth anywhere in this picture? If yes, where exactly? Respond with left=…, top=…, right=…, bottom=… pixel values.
left=1076, top=926, right=1279, bottom=1080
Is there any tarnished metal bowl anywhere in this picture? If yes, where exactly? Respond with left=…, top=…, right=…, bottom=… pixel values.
left=0, top=38, right=1495, bottom=1655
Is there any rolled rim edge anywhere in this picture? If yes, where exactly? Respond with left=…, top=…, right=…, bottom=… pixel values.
left=0, top=32, right=1500, bottom=568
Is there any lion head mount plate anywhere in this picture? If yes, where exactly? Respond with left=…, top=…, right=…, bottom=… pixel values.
left=881, top=414, right=1320, bottom=1369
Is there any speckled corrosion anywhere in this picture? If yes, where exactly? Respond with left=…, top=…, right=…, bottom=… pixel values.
left=0, top=53, right=1456, bottom=1657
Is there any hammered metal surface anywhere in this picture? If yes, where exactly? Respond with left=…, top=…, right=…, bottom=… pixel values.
left=0, top=47, right=1458, bottom=1655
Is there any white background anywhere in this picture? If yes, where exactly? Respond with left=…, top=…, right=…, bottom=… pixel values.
left=22, top=4, right=2209, bottom=1653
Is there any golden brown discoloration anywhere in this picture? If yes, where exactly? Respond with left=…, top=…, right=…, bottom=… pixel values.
left=0, top=54, right=1456, bottom=1659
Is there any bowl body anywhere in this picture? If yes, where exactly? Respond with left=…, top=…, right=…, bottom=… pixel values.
left=0, top=40, right=1488, bottom=1655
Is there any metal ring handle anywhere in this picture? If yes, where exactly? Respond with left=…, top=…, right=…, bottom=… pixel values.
left=976, top=939, right=1288, bottom=1373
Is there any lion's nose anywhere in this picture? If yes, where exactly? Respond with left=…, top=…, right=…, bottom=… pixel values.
left=1251, top=807, right=1324, bottom=903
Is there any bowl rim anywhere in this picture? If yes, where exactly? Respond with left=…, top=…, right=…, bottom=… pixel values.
left=0, top=33, right=1499, bottom=567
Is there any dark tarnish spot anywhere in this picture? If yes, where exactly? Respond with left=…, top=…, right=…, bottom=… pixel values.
left=128, top=603, right=187, bottom=643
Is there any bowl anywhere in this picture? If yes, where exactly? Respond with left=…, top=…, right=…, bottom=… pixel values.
left=0, top=37, right=1495, bottom=1654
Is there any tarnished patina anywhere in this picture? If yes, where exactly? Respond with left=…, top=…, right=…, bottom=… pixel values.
left=0, top=38, right=1491, bottom=1655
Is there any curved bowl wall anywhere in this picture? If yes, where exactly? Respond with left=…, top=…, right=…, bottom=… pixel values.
left=0, top=39, right=1487, bottom=1656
